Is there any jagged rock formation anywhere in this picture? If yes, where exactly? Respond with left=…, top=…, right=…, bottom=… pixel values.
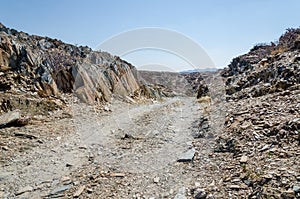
left=222, top=28, right=300, bottom=100
left=0, top=23, right=140, bottom=112
left=138, top=71, right=193, bottom=97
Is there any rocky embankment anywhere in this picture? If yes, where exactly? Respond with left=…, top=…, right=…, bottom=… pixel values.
left=211, top=28, right=300, bottom=198
left=222, top=28, right=300, bottom=99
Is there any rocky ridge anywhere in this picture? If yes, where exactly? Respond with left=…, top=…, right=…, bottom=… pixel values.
left=0, top=22, right=141, bottom=110
left=222, top=28, right=300, bottom=100
left=212, top=28, right=300, bottom=198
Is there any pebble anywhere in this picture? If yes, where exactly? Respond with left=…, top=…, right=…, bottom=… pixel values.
left=79, top=145, right=87, bottom=149
left=228, top=185, right=241, bottom=189
left=1, top=146, right=9, bottom=151
left=0, top=172, right=14, bottom=181
left=195, top=189, right=207, bottom=199
left=293, top=185, right=300, bottom=193
left=239, top=155, right=248, bottom=163
left=153, top=177, right=160, bottom=183
left=66, top=163, right=73, bottom=167
left=60, top=176, right=71, bottom=182
left=195, top=182, right=201, bottom=187
left=281, top=190, right=295, bottom=198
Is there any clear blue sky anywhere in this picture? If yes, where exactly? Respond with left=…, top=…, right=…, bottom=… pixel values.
left=1, top=0, right=300, bottom=70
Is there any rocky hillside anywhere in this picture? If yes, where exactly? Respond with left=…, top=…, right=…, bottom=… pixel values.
left=214, top=28, right=300, bottom=198
left=0, top=23, right=141, bottom=114
left=222, top=28, right=300, bottom=100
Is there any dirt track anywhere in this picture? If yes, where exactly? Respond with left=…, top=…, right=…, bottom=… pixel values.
left=0, top=97, right=214, bottom=198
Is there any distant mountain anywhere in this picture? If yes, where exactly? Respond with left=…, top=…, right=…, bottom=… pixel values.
left=179, top=68, right=218, bottom=74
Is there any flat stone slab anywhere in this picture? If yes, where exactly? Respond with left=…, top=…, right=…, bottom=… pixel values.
left=0, top=110, right=20, bottom=128
left=49, top=185, right=71, bottom=196
left=177, top=148, right=196, bottom=162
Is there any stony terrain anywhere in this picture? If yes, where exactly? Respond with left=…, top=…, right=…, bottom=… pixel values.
left=217, top=28, right=300, bottom=198
left=0, top=24, right=299, bottom=199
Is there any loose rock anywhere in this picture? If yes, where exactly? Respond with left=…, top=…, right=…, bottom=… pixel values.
left=177, top=148, right=196, bottom=162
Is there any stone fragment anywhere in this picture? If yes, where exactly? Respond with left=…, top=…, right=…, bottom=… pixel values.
left=240, top=155, right=248, bottom=163
left=109, top=173, right=125, bottom=177
left=73, top=185, right=85, bottom=197
left=153, top=177, right=160, bottom=183
left=228, top=185, right=242, bottom=189
left=0, top=110, right=20, bottom=128
left=177, top=148, right=196, bottom=162
left=50, top=185, right=71, bottom=196
left=195, top=190, right=207, bottom=199
left=293, top=185, right=300, bottom=193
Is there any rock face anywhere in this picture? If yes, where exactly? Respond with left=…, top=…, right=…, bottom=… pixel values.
left=0, top=23, right=140, bottom=106
left=222, top=28, right=300, bottom=100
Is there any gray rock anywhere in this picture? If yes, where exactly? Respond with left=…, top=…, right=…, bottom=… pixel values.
left=177, top=148, right=196, bottom=162
left=192, top=131, right=205, bottom=139
left=201, top=123, right=209, bottom=130
left=293, top=185, right=300, bottom=193
left=195, top=190, right=207, bottom=199
left=174, top=187, right=186, bottom=199
left=50, top=184, right=71, bottom=196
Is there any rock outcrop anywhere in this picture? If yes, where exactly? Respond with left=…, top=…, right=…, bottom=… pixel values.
left=222, top=28, right=300, bottom=100
left=0, top=23, right=140, bottom=111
